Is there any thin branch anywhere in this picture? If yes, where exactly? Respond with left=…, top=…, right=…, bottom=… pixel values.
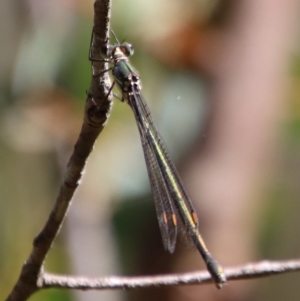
left=38, top=259, right=300, bottom=290
left=5, top=1, right=111, bottom=300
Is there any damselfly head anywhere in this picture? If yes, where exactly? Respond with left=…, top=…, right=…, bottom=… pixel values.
left=119, top=43, right=134, bottom=57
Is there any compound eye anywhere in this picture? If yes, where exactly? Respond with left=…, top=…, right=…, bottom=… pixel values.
left=100, top=44, right=114, bottom=58
left=120, top=43, right=134, bottom=57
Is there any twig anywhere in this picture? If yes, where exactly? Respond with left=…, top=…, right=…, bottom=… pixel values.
left=5, top=1, right=112, bottom=300
left=38, top=259, right=300, bottom=290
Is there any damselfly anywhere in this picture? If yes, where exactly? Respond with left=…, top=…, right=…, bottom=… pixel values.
left=90, top=30, right=226, bottom=288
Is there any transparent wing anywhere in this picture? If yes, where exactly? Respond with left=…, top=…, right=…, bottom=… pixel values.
left=130, top=89, right=199, bottom=233
left=128, top=93, right=177, bottom=253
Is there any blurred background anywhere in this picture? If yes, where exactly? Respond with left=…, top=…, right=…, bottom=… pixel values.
left=1, top=0, right=300, bottom=300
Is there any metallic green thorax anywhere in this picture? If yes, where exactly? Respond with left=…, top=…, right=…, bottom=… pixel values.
left=111, top=47, right=141, bottom=99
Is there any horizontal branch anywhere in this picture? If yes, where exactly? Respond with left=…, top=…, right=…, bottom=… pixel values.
left=40, top=259, right=300, bottom=290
